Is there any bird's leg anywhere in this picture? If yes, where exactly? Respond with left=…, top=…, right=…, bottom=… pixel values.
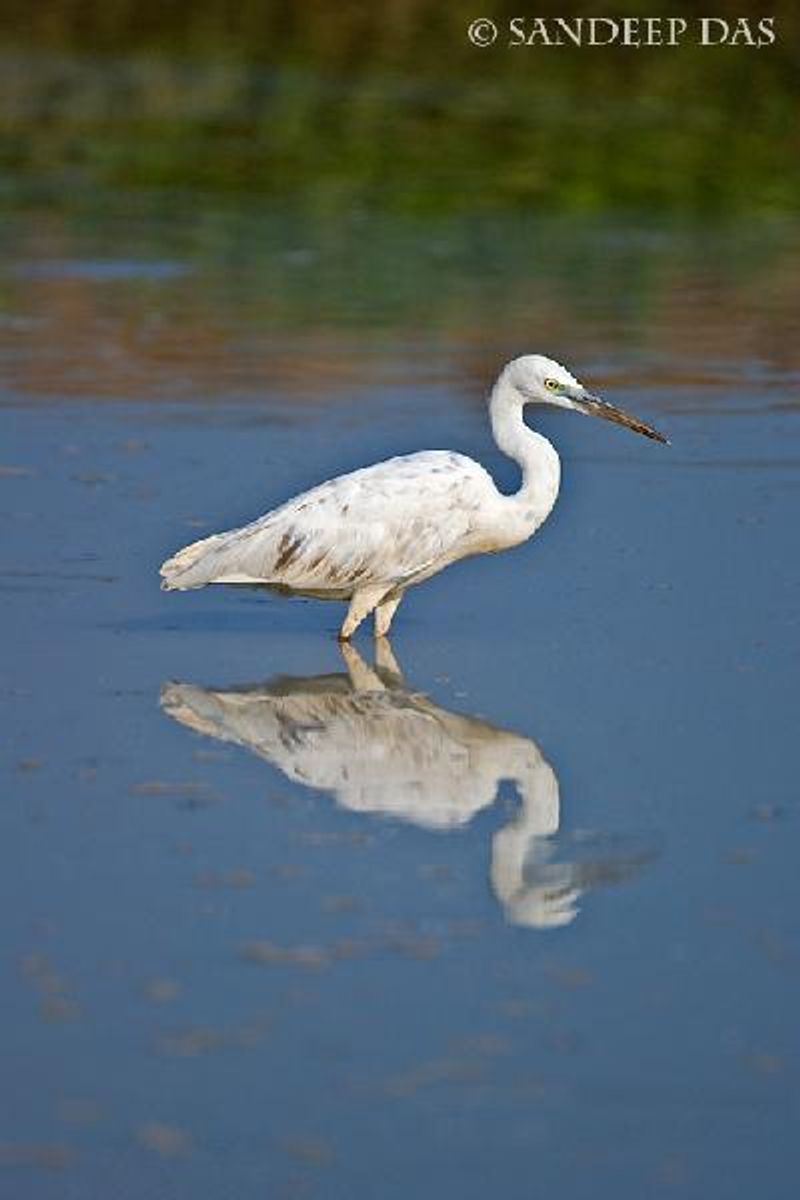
left=339, top=585, right=389, bottom=641
left=373, top=593, right=402, bottom=638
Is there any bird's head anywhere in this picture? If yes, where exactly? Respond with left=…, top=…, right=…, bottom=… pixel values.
left=506, top=354, right=668, bottom=444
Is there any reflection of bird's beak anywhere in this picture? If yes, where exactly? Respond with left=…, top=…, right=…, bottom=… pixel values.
left=579, top=392, right=669, bottom=444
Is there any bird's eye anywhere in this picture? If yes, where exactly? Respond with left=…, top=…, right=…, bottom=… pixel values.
left=544, top=378, right=561, bottom=392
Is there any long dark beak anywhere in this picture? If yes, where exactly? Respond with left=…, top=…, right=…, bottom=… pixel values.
left=579, top=392, right=669, bottom=445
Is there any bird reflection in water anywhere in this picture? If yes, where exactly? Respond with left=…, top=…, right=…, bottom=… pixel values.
left=161, top=640, right=657, bottom=929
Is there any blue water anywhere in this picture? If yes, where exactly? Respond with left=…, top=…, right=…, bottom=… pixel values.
left=1, top=205, right=798, bottom=1199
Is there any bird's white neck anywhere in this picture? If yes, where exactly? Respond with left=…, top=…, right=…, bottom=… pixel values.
left=489, top=374, right=561, bottom=531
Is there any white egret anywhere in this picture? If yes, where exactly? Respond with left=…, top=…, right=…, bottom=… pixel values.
left=160, top=354, right=667, bottom=638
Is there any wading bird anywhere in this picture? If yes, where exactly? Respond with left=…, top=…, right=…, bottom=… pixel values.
left=160, top=355, right=667, bottom=638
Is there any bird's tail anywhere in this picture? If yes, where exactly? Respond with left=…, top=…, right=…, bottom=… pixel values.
left=159, top=533, right=224, bottom=590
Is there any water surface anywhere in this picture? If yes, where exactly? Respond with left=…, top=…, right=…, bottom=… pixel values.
left=2, top=197, right=799, bottom=1199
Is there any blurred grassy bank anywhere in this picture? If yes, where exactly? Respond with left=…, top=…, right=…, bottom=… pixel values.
left=0, top=0, right=798, bottom=216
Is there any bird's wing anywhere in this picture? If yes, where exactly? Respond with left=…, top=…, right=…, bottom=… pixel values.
left=160, top=451, right=493, bottom=591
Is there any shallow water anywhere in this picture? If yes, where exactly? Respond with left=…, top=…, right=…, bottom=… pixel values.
left=1, top=199, right=799, bottom=1199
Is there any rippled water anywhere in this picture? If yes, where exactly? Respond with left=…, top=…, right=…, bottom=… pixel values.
left=2, top=197, right=799, bottom=1199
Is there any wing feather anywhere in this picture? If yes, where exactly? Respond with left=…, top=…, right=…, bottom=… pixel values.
left=160, top=452, right=494, bottom=593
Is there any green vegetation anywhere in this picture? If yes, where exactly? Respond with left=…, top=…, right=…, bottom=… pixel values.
left=0, top=1, right=798, bottom=215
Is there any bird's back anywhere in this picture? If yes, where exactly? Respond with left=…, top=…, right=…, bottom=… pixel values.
left=160, top=450, right=499, bottom=595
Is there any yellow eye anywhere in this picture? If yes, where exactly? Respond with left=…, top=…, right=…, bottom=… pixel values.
left=544, top=378, right=560, bottom=391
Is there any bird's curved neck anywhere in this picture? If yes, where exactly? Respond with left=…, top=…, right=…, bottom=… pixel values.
left=489, top=375, right=560, bottom=522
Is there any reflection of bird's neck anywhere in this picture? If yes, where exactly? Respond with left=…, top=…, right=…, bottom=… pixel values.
left=489, top=748, right=581, bottom=930
left=508, top=750, right=561, bottom=837
left=489, top=375, right=561, bottom=528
